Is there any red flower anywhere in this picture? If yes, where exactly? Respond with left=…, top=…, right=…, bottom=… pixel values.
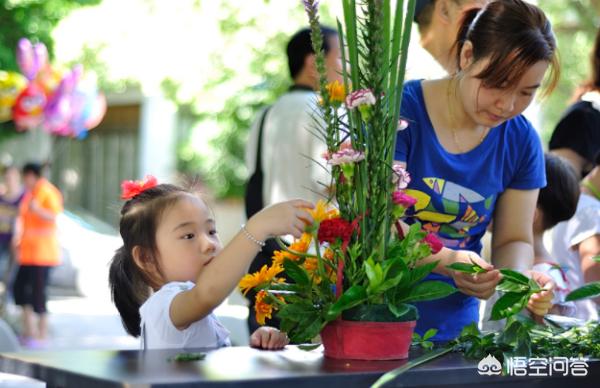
left=423, top=233, right=443, bottom=254
left=121, top=175, right=158, bottom=200
left=317, top=217, right=360, bottom=251
left=392, top=191, right=417, bottom=208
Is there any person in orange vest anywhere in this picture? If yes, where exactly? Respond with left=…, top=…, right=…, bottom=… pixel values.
left=13, top=163, right=63, bottom=344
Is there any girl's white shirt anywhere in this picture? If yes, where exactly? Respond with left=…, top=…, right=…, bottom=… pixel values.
left=139, top=281, right=231, bottom=349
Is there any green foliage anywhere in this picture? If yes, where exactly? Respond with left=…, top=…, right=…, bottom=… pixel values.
left=538, top=0, right=599, bottom=142
left=0, top=0, right=101, bottom=71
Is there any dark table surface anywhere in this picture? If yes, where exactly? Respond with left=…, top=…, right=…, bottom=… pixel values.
left=0, top=345, right=598, bottom=388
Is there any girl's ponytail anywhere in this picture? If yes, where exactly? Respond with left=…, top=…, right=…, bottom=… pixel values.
left=109, top=246, right=150, bottom=337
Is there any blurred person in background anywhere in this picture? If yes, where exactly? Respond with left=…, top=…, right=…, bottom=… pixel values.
left=408, top=0, right=488, bottom=78
left=0, top=165, right=24, bottom=302
left=243, top=26, right=343, bottom=333
left=549, top=26, right=600, bottom=178
left=550, top=152, right=600, bottom=321
left=12, top=163, right=63, bottom=344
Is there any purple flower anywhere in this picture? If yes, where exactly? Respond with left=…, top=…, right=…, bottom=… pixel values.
left=392, top=163, right=411, bottom=189
left=345, top=89, right=376, bottom=109
left=392, top=191, right=417, bottom=208
left=303, top=0, right=320, bottom=12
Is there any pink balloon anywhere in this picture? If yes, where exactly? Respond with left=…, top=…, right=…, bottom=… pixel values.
left=84, top=93, right=106, bottom=130
left=16, top=38, right=49, bottom=81
left=16, top=38, right=35, bottom=80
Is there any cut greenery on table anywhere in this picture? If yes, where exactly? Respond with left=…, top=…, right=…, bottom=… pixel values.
left=372, top=262, right=600, bottom=386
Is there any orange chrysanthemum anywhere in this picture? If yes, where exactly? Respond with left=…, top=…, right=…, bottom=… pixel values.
left=272, top=234, right=312, bottom=266
left=238, top=263, right=284, bottom=295
left=304, top=257, right=318, bottom=272
left=254, top=290, right=273, bottom=325
left=310, top=200, right=340, bottom=223
left=326, top=80, right=346, bottom=104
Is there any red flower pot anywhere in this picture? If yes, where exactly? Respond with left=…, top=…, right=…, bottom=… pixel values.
left=321, top=319, right=416, bottom=360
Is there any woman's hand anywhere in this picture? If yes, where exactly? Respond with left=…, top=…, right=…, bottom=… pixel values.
left=447, top=250, right=502, bottom=300
left=526, top=270, right=555, bottom=317
left=250, top=326, right=290, bottom=350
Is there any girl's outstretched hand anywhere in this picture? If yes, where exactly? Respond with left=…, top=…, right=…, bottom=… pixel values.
left=250, top=326, right=289, bottom=350
left=526, top=270, right=555, bottom=317
left=247, top=199, right=314, bottom=240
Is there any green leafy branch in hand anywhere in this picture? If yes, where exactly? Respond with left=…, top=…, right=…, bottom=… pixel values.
left=446, top=260, right=545, bottom=321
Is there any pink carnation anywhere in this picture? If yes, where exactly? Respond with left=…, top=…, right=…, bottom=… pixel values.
left=392, top=191, right=417, bottom=208
left=423, top=233, right=443, bottom=254
left=345, top=89, right=376, bottom=109
left=392, top=163, right=411, bottom=189
left=327, top=148, right=365, bottom=166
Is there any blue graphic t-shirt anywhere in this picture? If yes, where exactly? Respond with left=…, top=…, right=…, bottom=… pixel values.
left=395, top=80, right=546, bottom=341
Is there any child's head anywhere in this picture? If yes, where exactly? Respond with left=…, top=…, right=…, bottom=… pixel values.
left=536, top=154, right=580, bottom=232
left=453, top=0, right=559, bottom=126
left=109, top=182, right=222, bottom=337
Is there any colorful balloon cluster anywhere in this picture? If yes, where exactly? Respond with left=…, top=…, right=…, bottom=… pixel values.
left=0, top=38, right=106, bottom=138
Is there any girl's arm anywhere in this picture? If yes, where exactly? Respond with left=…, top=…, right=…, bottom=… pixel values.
left=169, top=200, right=313, bottom=330
left=578, top=234, right=600, bottom=304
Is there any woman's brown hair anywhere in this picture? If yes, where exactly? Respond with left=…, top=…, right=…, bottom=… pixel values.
left=455, top=0, right=560, bottom=96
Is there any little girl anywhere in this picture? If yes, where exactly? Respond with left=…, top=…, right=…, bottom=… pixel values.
left=109, top=176, right=313, bottom=350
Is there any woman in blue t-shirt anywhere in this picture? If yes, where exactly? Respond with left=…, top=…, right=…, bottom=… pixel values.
left=395, top=0, right=557, bottom=341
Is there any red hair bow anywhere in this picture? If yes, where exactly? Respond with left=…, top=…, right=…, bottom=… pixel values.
left=120, top=175, right=158, bottom=200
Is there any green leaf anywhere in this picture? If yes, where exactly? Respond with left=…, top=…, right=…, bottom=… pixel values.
left=528, top=277, right=542, bottom=292
left=411, top=332, right=421, bottom=342
left=592, top=256, right=600, bottom=263
left=446, top=262, right=479, bottom=273
left=408, top=261, right=438, bottom=286
left=388, top=302, right=411, bottom=318
left=499, top=269, right=530, bottom=285
left=298, top=344, right=321, bottom=351
left=168, top=352, right=206, bottom=362
left=401, top=281, right=456, bottom=303
left=291, top=316, right=323, bottom=344
left=277, top=302, right=320, bottom=322
left=365, top=258, right=384, bottom=294
left=496, top=279, right=530, bottom=293
left=283, top=260, right=310, bottom=287
left=490, top=292, right=530, bottom=320
left=565, top=282, right=600, bottom=301
left=324, top=285, right=367, bottom=321
left=422, top=328, right=438, bottom=341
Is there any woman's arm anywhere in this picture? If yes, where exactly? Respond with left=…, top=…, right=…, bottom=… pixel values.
left=490, top=188, right=538, bottom=271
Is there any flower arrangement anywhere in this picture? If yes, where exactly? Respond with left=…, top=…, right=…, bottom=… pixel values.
left=240, top=0, right=456, bottom=345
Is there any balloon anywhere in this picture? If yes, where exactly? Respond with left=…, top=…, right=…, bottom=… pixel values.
left=16, top=38, right=48, bottom=81
left=35, top=65, right=63, bottom=95
left=12, top=82, right=47, bottom=130
left=42, top=67, right=82, bottom=136
left=0, top=71, right=27, bottom=123
left=84, top=93, right=106, bottom=131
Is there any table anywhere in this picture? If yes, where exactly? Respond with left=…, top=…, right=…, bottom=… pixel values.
left=0, top=346, right=598, bottom=387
